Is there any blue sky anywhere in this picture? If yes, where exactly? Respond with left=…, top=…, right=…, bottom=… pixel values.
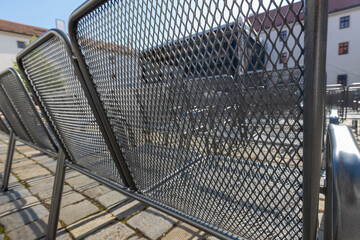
left=0, top=0, right=86, bottom=32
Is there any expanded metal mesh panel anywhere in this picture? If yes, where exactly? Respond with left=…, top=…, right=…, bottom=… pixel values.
left=20, top=35, right=123, bottom=185
left=0, top=70, right=56, bottom=152
left=0, top=85, right=31, bottom=142
left=74, top=0, right=304, bottom=238
left=346, top=88, right=360, bottom=120
left=0, top=108, right=10, bottom=134
left=326, top=88, right=345, bottom=121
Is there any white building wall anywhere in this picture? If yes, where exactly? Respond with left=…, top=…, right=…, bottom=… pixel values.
left=260, top=23, right=304, bottom=71
left=326, top=6, right=360, bottom=85
left=0, top=31, right=32, bottom=70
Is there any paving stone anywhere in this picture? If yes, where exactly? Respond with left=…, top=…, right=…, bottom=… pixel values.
left=65, top=169, right=82, bottom=179
left=110, top=200, right=146, bottom=220
left=0, top=188, right=31, bottom=205
left=12, top=154, right=26, bottom=160
left=67, top=210, right=116, bottom=239
left=15, top=145, right=35, bottom=152
left=7, top=216, right=47, bottom=239
left=28, top=176, right=55, bottom=195
left=82, top=185, right=112, bottom=199
left=41, top=161, right=57, bottom=173
left=39, top=229, right=70, bottom=240
left=7, top=174, right=18, bottom=184
left=162, top=222, right=206, bottom=240
left=45, top=191, right=85, bottom=208
left=31, top=155, right=54, bottom=164
left=85, top=221, right=135, bottom=240
left=0, top=204, right=48, bottom=231
left=65, top=175, right=99, bottom=191
left=23, top=150, right=42, bottom=157
left=127, top=208, right=177, bottom=239
left=319, top=193, right=325, bottom=200
left=319, top=199, right=325, bottom=212
left=12, top=165, right=51, bottom=180
left=37, top=185, right=72, bottom=201
left=318, top=212, right=324, bottom=230
left=11, top=160, right=35, bottom=169
left=59, top=200, right=99, bottom=225
left=95, top=191, right=127, bottom=209
left=0, top=196, right=39, bottom=215
left=128, top=237, right=147, bottom=240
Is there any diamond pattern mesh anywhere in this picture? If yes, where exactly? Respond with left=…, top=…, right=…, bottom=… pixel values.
left=73, top=0, right=304, bottom=238
left=345, top=87, right=360, bottom=120
left=0, top=70, right=56, bottom=152
left=20, top=35, right=123, bottom=185
left=0, top=108, right=10, bottom=134
left=0, top=84, right=31, bottom=142
left=326, top=87, right=345, bottom=121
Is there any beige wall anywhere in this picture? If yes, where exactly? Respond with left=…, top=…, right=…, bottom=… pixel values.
left=0, top=31, right=32, bottom=70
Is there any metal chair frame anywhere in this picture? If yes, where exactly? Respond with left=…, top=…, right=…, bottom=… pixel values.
left=14, top=0, right=332, bottom=239
left=0, top=68, right=58, bottom=191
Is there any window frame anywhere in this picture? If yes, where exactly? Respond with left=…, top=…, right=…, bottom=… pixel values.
left=280, top=30, right=287, bottom=42
left=337, top=74, right=347, bottom=86
left=339, top=15, right=350, bottom=29
left=280, top=52, right=287, bottom=64
left=338, top=42, right=349, bottom=55
left=17, top=41, right=26, bottom=49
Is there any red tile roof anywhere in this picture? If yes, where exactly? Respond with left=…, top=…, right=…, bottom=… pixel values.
left=248, top=0, right=360, bottom=31
left=329, top=0, right=360, bottom=13
left=0, top=19, right=47, bottom=37
left=248, top=2, right=304, bottom=31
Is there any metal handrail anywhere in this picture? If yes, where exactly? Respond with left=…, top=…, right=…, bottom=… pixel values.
left=324, top=124, right=360, bottom=239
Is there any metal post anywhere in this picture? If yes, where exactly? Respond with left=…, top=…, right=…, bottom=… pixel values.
left=46, top=149, right=66, bottom=239
left=303, top=0, right=329, bottom=239
left=1, top=130, right=16, bottom=191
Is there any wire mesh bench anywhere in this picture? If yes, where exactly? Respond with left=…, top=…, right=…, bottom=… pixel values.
left=13, top=0, right=354, bottom=239
left=0, top=68, right=58, bottom=191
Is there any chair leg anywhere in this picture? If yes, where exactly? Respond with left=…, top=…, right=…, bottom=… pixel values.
left=46, top=149, right=66, bottom=240
left=1, top=130, right=16, bottom=191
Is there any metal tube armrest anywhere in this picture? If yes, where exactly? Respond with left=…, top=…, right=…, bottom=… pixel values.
left=325, top=124, right=360, bottom=239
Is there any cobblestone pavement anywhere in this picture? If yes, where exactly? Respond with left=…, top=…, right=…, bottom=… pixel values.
left=0, top=132, right=324, bottom=239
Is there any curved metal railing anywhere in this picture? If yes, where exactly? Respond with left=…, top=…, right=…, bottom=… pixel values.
left=325, top=124, right=360, bottom=239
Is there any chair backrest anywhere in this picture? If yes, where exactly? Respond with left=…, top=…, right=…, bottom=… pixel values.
left=0, top=108, right=10, bottom=135
left=0, top=68, right=57, bottom=152
left=17, top=30, right=129, bottom=186
left=0, top=71, right=32, bottom=142
left=66, top=0, right=326, bottom=238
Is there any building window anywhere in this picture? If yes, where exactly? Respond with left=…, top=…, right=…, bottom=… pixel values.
left=340, top=16, right=350, bottom=29
left=17, top=41, right=26, bottom=49
left=280, top=30, right=287, bottom=41
left=338, top=42, right=349, bottom=55
left=280, top=53, right=287, bottom=64
left=337, top=74, right=347, bottom=86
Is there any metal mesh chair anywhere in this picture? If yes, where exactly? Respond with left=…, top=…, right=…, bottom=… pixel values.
left=0, top=68, right=58, bottom=190
left=63, top=0, right=326, bottom=239
left=17, top=30, right=128, bottom=186
left=15, top=0, right=330, bottom=238
left=0, top=68, right=57, bottom=152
